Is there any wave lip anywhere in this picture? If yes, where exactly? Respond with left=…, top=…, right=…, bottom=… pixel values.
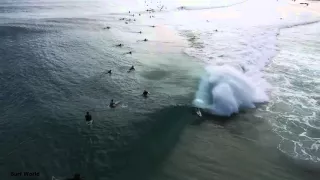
left=193, top=65, right=269, bottom=117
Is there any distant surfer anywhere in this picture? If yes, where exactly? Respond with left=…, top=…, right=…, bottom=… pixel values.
left=143, top=38, right=148, bottom=42
left=85, top=112, right=92, bottom=122
left=240, top=65, right=246, bottom=73
left=142, top=90, right=149, bottom=97
left=128, top=65, right=135, bottom=72
left=138, top=31, right=142, bottom=34
left=107, top=70, right=112, bottom=74
left=151, top=25, right=155, bottom=28
left=109, top=99, right=116, bottom=108
left=65, top=173, right=83, bottom=180
left=116, top=44, right=123, bottom=47
left=125, top=51, right=132, bottom=55
left=195, top=108, right=202, bottom=117
left=104, top=26, right=110, bottom=29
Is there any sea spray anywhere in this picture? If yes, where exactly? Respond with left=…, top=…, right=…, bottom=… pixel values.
left=193, top=65, right=269, bottom=116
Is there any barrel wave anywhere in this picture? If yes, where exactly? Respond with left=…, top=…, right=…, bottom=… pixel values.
left=193, top=65, right=270, bottom=117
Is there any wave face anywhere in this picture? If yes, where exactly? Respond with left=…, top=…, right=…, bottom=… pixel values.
left=193, top=65, right=269, bottom=116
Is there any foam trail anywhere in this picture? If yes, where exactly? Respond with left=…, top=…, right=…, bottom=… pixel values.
left=193, top=65, right=269, bottom=117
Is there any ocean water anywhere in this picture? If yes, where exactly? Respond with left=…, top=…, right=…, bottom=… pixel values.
left=0, top=0, right=319, bottom=180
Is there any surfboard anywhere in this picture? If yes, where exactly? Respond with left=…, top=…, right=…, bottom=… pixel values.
left=115, top=101, right=121, bottom=107
left=110, top=101, right=121, bottom=108
left=86, top=120, right=93, bottom=125
left=196, top=109, right=202, bottom=117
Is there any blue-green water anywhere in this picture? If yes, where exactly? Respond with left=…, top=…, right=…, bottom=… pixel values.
left=1, top=0, right=320, bottom=179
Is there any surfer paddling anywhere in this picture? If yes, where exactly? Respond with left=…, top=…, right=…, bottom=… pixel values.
left=142, top=90, right=149, bottom=97
left=128, top=65, right=135, bottom=72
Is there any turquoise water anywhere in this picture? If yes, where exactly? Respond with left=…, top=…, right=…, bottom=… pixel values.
left=0, top=0, right=319, bottom=179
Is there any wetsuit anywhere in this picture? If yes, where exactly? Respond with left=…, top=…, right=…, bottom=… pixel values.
left=85, top=114, right=92, bottom=121
left=143, top=91, right=149, bottom=97
left=109, top=102, right=116, bottom=108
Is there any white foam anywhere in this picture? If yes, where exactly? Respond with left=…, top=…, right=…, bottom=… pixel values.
left=192, top=65, right=269, bottom=116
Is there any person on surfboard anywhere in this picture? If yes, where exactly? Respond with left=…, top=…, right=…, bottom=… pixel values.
left=85, top=112, right=92, bottom=122
left=109, top=99, right=116, bottom=108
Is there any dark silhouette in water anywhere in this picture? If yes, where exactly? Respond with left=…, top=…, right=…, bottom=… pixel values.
left=138, top=31, right=142, bottom=34
left=65, top=173, right=83, bottom=180
left=124, top=51, right=132, bottom=55
left=107, top=70, right=112, bottom=74
left=143, top=38, right=148, bottom=42
left=109, top=99, right=116, bottom=108
left=150, top=25, right=155, bottom=28
left=103, top=26, right=110, bottom=29
left=85, top=112, right=92, bottom=121
left=142, top=90, right=149, bottom=97
left=300, top=3, right=308, bottom=6
left=116, top=44, right=123, bottom=47
left=128, top=65, right=135, bottom=72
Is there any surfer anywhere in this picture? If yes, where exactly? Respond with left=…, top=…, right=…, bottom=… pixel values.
left=300, top=3, right=308, bottom=6
left=142, top=90, right=149, bottom=97
left=151, top=25, right=155, bottom=28
left=85, top=112, right=92, bottom=122
left=65, top=174, right=83, bottom=180
left=139, top=31, right=142, bottom=34
left=107, top=70, right=112, bottom=74
left=116, top=44, right=123, bottom=47
left=195, top=108, right=202, bottom=117
left=143, top=38, right=148, bottom=42
left=104, top=26, right=110, bottom=29
left=124, top=51, right=132, bottom=55
left=128, top=65, right=135, bottom=72
left=109, top=99, right=116, bottom=108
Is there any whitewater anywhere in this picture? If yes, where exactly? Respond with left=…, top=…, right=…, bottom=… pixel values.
left=156, top=0, right=320, bottom=163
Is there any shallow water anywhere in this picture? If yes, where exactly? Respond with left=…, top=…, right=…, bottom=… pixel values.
left=0, top=0, right=320, bottom=179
